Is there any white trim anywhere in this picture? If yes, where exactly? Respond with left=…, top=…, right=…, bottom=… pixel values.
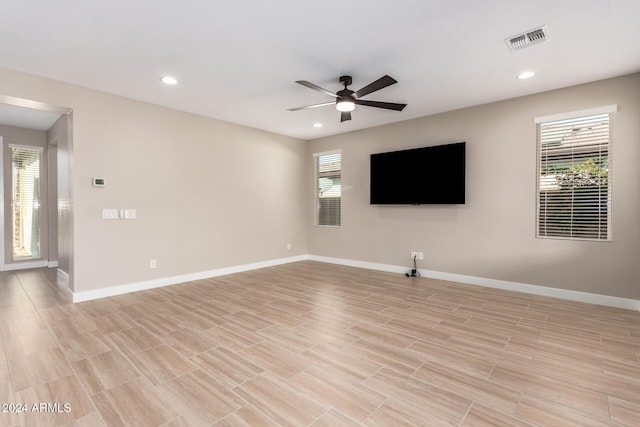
left=0, top=94, right=72, bottom=116
left=55, top=268, right=72, bottom=300
left=312, top=149, right=341, bottom=158
left=3, top=260, right=49, bottom=271
left=68, top=253, right=639, bottom=311
left=72, top=255, right=308, bottom=303
left=48, top=260, right=59, bottom=268
left=308, top=255, right=640, bottom=311
left=8, top=143, right=44, bottom=152
left=534, top=104, right=618, bottom=124
left=308, top=255, right=407, bottom=275
left=57, top=268, right=69, bottom=285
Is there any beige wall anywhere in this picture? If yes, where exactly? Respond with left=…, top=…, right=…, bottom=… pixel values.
left=0, top=67, right=307, bottom=293
left=308, top=73, right=640, bottom=300
left=0, top=124, right=50, bottom=266
left=2, top=66, right=638, bottom=301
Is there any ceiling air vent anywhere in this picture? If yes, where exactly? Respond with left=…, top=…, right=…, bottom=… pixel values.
left=506, top=26, right=549, bottom=51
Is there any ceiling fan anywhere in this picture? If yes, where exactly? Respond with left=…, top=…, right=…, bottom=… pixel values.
left=288, top=75, right=407, bottom=122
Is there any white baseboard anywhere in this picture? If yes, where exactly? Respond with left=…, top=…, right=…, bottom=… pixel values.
left=3, top=260, right=49, bottom=271
left=308, top=255, right=408, bottom=275
left=308, top=255, right=640, bottom=311
left=69, top=253, right=639, bottom=311
left=55, top=268, right=73, bottom=300
left=72, top=255, right=308, bottom=303
left=56, top=268, right=70, bottom=287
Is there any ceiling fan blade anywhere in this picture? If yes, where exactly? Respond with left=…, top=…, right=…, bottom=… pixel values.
left=353, top=75, right=397, bottom=99
left=287, top=101, right=335, bottom=111
left=295, top=80, right=338, bottom=98
left=340, top=111, right=352, bottom=122
left=355, top=99, right=407, bottom=111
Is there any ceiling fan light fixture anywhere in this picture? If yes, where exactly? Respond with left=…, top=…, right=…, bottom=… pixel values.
left=336, top=100, right=355, bottom=112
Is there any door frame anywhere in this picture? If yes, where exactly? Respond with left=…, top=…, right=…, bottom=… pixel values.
left=0, top=95, right=72, bottom=274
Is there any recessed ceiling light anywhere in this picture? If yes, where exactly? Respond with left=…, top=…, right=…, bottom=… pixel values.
left=161, top=76, right=178, bottom=85
left=518, top=71, right=536, bottom=80
left=313, top=123, right=323, bottom=128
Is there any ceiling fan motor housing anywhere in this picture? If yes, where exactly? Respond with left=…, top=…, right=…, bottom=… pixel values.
left=337, top=76, right=355, bottom=105
left=339, top=75, right=353, bottom=87
left=336, top=88, right=355, bottom=99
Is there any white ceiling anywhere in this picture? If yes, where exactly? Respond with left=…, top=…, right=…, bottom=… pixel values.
left=0, top=0, right=638, bottom=139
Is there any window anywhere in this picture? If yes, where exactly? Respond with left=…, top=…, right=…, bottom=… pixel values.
left=536, top=106, right=616, bottom=241
left=314, top=150, right=341, bottom=226
left=11, top=146, right=42, bottom=260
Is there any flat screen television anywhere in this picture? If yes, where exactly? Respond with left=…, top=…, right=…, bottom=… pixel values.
left=370, top=142, right=466, bottom=205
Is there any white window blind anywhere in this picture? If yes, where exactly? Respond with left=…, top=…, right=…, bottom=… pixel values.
left=315, top=150, right=341, bottom=226
left=536, top=110, right=612, bottom=241
left=11, top=146, right=42, bottom=260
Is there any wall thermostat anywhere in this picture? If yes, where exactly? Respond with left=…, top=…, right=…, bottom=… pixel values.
left=92, top=177, right=105, bottom=187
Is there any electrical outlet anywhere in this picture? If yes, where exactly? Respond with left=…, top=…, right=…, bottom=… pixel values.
left=150, top=259, right=157, bottom=269
left=410, top=251, right=424, bottom=260
left=287, top=243, right=291, bottom=250
left=418, top=252, right=424, bottom=260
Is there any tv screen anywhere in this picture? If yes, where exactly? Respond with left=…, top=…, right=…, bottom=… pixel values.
left=370, top=142, right=466, bottom=205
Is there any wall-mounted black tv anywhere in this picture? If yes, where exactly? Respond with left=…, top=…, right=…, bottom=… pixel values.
left=370, top=142, right=466, bottom=205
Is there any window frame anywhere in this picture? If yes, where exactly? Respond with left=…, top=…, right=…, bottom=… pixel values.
left=313, top=149, right=341, bottom=227
left=9, top=144, right=44, bottom=260
left=535, top=105, right=616, bottom=242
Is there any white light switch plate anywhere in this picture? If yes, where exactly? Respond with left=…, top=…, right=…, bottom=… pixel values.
left=124, top=209, right=137, bottom=219
left=102, top=209, right=118, bottom=219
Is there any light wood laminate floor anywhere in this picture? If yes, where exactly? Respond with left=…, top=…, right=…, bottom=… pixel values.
left=1, top=261, right=639, bottom=426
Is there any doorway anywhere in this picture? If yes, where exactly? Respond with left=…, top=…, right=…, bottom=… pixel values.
left=0, top=95, right=72, bottom=290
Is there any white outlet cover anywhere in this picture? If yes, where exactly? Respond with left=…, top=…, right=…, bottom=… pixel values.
left=124, top=209, right=137, bottom=219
